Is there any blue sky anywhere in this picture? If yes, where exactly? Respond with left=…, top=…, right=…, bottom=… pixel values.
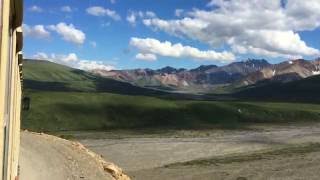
left=24, top=0, right=320, bottom=70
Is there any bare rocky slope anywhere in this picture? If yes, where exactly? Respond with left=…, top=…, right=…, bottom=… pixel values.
left=20, top=131, right=130, bottom=180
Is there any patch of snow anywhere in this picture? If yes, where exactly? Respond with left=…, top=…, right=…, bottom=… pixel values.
left=182, top=80, right=189, bottom=86
left=289, top=61, right=293, bottom=64
left=272, top=70, right=276, bottom=76
left=312, top=71, right=320, bottom=75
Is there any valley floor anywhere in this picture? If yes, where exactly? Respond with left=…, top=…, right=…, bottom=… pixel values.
left=74, top=123, right=320, bottom=180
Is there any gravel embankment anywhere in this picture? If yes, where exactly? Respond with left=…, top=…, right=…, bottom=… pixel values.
left=20, top=131, right=130, bottom=180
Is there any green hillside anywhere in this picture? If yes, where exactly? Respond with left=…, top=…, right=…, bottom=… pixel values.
left=24, top=59, right=91, bottom=82
left=24, top=59, right=96, bottom=91
left=234, top=75, right=320, bottom=102
left=22, top=91, right=320, bottom=132
left=23, top=59, right=169, bottom=96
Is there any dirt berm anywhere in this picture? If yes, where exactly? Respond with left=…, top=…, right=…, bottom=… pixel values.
left=20, top=131, right=130, bottom=180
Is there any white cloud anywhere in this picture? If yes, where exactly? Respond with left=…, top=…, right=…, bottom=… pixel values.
left=32, top=52, right=115, bottom=71
left=145, top=11, right=156, bottom=18
left=231, top=30, right=319, bottom=58
left=78, top=60, right=115, bottom=71
left=33, top=52, right=49, bottom=59
left=110, top=0, right=116, bottom=4
left=58, top=53, right=78, bottom=62
left=23, top=24, right=50, bottom=39
left=127, top=11, right=157, bottom=26
left=90, top=41, right=97, bottom=48
left=130, top=37, right=235, bottom=62
left=29, top=5, right=43, bottom=12
left=135, top=53, right=157, bottom=61
left=33, top=52, right=79, bottom=65
left=48, top=23, right=86, bottom=45
left=86, top=6, right=121, bottom=21
left=143, top=0, right=320, bottom=58
left=101, top=22, right=111, bottom=27
left=126, top=12, right=137, bottom=25
left=61, top=6, right=72, bottom=12
left=175, top=9, right=184, bottom=17
left=285, top=0, right=320, bottom=31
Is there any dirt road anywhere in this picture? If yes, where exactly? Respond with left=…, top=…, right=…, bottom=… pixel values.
left=20, top=131, right=130, bottom=180
left=78, top=123, right=320, bottom=179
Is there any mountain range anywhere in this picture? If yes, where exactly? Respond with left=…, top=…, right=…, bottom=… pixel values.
left=92, top=58, right=320, bottom=93
left=23, top=58, right=320, bottom=102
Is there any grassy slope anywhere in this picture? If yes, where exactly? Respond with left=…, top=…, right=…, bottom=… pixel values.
left=24, top=59, right=90, bottom=82
left=233, top=75, right=320, bottom=102
left=24, top=59, right=97, bottom=91
left=23, top=59, right=167, bottom=96
left=22, top=91, right=320, bottom=132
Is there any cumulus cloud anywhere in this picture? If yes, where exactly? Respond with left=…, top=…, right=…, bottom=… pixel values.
left=23, top=24, right=50, bottom=39
left=231, top=30, right=319, bottom=58
left=29, top=5, right=43, bottom=12
left=61, top=6, right=72, bottom=12
left=51, top=53, right=78, bottom=63
left=143, top=0, right=320, bottom=58
left=135, top=53, right=157, bottom=61
left=130, top=37, right=235, bottom=62
left=48, top=23, right=86, bottom=45
left=86, top=6, right=121, bottom=21
left=78, top=60, right=115, bottom=71
left=127, top=11, right=156, bottom=26
left=33, top=52, right=79, bottom=66
left=32, top=52, right=115, bottom=71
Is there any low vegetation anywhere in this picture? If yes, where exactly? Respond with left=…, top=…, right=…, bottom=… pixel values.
left=22, top=91, right=320, bottom=132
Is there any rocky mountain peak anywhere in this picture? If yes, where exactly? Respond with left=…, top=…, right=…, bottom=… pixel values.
left=157, top=66, right=178, bottom=74
left=190, top=65, right=218, bottom=72
left=243, top=59, right=270, bottom=66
